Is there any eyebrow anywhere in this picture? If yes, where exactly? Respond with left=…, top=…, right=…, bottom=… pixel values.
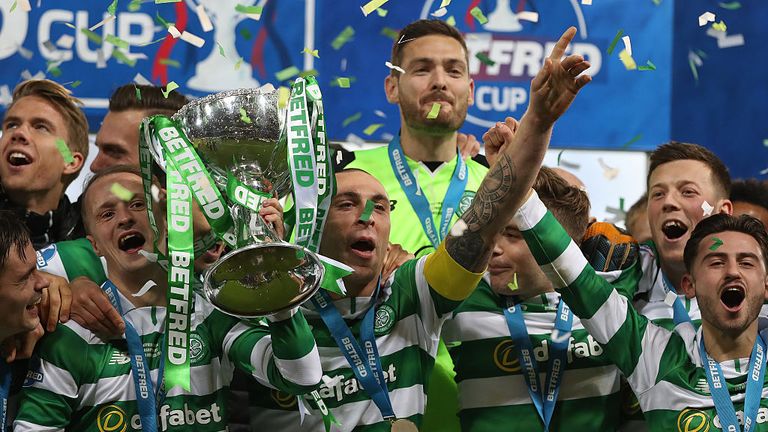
left=702, top=251, right=760, bottom=261
left=3, top=115, right=55, bottom=130
left=17, top=264, right=35, bottom=284
left=334, top=191, right=389, bottom=203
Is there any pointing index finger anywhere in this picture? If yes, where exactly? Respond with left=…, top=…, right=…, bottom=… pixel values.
left=549, top=27, right=577, bottom=60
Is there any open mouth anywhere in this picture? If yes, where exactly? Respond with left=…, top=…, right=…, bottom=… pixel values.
left=7, top=151, right=32, bottom=167
left=118, top=232, right=146, bottom=253
left=720, top=286, right=746, bottom=312
left=350, top=238, right=375, bottom=257
left=26, top=296, right=41, bottom=311
left=662, top=220, right=688, bottom=240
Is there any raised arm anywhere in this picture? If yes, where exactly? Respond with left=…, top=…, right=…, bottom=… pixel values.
left=444, top=27, right=591, bottom=274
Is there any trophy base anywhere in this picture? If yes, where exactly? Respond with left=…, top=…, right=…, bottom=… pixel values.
left=202, top=243, right=324, bottom=318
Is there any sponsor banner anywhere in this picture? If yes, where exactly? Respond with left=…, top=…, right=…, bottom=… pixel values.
left=0, top=0, right=306, bottom=130
left=317, top=0, right=672, bottom=150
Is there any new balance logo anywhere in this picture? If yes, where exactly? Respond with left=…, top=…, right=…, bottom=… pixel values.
left=109, top=350, right=131, bottom=365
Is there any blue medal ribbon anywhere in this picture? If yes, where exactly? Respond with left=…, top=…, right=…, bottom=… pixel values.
left=387, top=135, right=468, bottom=247
left=102, top=280, right=165, bottom=432
left=661, top=271, right=693, bottom=326
left=503, top=296, right=573, bottom=431
left=699, top=334, right=766, bottom=432
left=310, top=283, right=396, bottom=421
left=1, top=359, right=10, bottom=431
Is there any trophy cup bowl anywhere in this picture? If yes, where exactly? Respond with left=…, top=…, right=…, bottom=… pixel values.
left=153, top=86, right=324, bottom=318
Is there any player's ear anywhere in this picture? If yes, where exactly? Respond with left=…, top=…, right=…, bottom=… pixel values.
left=681, top=274, right=696, bottom=299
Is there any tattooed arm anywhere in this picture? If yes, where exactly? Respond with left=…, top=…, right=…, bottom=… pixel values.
left=431, top=27, right=593, bottom=284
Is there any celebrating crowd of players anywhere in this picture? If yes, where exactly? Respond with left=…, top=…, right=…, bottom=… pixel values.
left=2, top=18, right=768, bottom=432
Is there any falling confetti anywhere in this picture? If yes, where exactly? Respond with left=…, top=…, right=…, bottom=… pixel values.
left=516, top=11, right=538, bottom=22
left=711, top=21, right=727, bottom=32
left=638, top=60, right=656, bottom=71
left=384, top=61, right=405, bottom=74
left=598, top=158, right=619, bottom=180
left=302, top=47, right=319, bottom=58
left=363, top=123, right=384, bottom=136
left=606, top=29, right=623, bottom=55
left=106, top=34, right=129, bottom=49
left=359, top=200, right=375, bottom=221
left=275, top=66, right=300, bottom=82
left=470, top=6, right=488, bottom=25
left=162, top=81, right=179, bottom=98
left=621, top=35, right=632, bottom=57
left=619, top=49, right=637, bottom=70
left=476, top=52, right=496, bottom=66
left=336, top=77, right=350, bottom=88
left=718, top=2, right=741, bottom=10
left=698, top=11, right=715, bottom=27
left=110, top=183, right=135, bottom=201
left=381, top=27, right=399, bottom=41
left=342, top=112, right=362, bottom=127
left=55, top=139, right=74, bottom=163
left=107, top=0, right=118, bottom=15
left=331, top=26, right=355, bottom=50
left=360, top=0, right=389, bottom=17
left=622, top=134, right=643, bottom=148
left=196, top=5, right=213, bottom=32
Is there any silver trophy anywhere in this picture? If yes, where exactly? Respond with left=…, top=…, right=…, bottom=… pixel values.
left=150, top=86, right=324, bottom=318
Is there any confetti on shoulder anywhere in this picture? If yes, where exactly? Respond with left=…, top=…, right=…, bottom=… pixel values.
left=111, top=183, right=135, bottom=201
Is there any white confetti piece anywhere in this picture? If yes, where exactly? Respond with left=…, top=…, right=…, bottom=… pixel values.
left=89, top=15, right=116, bottom=31
left=698, top=11, right=715, bottom=27
left=581, top=0, right=592, bottom=4
left=385, top=61, right=405, bottom=74
left=180, top=31, right=205, bottom=47
left=42, top=40, right=56, bottom=52
left=558, top=159, right=581, bottom=170
left=622, top=35, right=632, bottom=57
left=701, top=201, right=714, bottom=217
left=133, top=72, right=151, bottom=86
left=96, top=48, right=106, bottom=68
left=431, top=7, right=448, bottom=17
left=380, top=132, right=395, bottom=141
left=321, top=374, right=343, bottom=387
left=18, top=0, right=31, bottom=12
left=450, top=219, right=468, bottom=237
left=168, top=25, right=181, bottom=39
left=0, top=85, right=12, bottom=106
left=18, top=45, right=33, bottom=60
left=150, top=184, right=161, bottom=202
left=374, top=110, right=387, bottom=118
left=688, top=50, right=703, bottom=67
left=297, top=396, right=310, bottom=424
left=717, top=33, right=745, bottom=48
left=55, top=34, right=75, bottom=49
left=345, top=133, right=366, bottom=148
left=598, top=158, right=619, bottom=180
left=664, top=291, right=677, bottom=307
left=139, top=249, right=158, bottom=262
left=132, top=280, right=157, bottom=297
left=196, top=5, right=213, bottom=32
left=439, top=0, right=452, bottom=7
left=516, top=11, right=539, bottom=23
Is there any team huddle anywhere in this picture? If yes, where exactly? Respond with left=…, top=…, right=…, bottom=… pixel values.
left=1, top=18, right=767, bottom=432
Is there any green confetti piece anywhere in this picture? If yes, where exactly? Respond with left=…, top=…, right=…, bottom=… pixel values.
left=299, top=68, right=319, bottom=78
left=427, top=102, right=441, bottom=119
left=709, top=237, right=723, bottom=251
left=70, top=80, right=82, bottom=88
left=376, top=7, right=388, bottom=17
left=128, top=0, right=142, bottom=11
left=557, top=150, right=565, bottom=166
left=336, top=77, right=350, bottom=88
left=638, top=60, right=656, bottom=71
left=446, top=16, right=456, bottom=26
left=154, top=13, right=173, bottom=29
left=763, top=139, right=768, bottom=147
left=342, top=112, right=362, bottom=127
left=475, top=52, right=496, bottom=66
left=651, top=0, right=661, bottom=5
left=217, top=42, right=226, bottom=57
left=239, top=28, right=252, bottom=40
left=302, top=47, right=319, bottom=58
left=696, top=49, right=708, bottom=59
left=135, top=86, right=142, bottom=101
left=158, top=58, right=181, bottom=68
left=49, top=66, right=62, bottom=77
left=80, top=28, right=103, bottom=45
left=108, top=0, right=118, bottom=15
left=711, top=21, right=727, bottom=32
left=105, top=34, right=129, bottom=49
left=10, top=0, right=17, bottom=13
left=55, top=139, right=74, bottom=164
left=619, top=197, right=626, bottom=212
left=363, top=123, right=384, bottom=136
left=136, top=37, right=165, bottom=47
left=110, top=182, right=135, bottom=201
left=162, top=81, right=178, bottom=98
left=359, top=200, right=375, bottom=222
left=381, top=27, right=399, bottom=41
left=607, top=29, right=624, bottom=55
left=689, top=58, right=699, bottom=82
left=64, top=22, right=77, bottom=29
left=331, top=26, right=355, bottom=50
left=622, top=134, right=643, bottom=148
left=470, top=7, right=488, bottom=25
left=235, top=4, right=263, bottom=14
left=275, top=66, right=300, bottom=81
left=112, top=49, right=137, bottom=67
left=718, top=1, right=741, bottom=10
left=155, top=0, right=181, bottom=3
left=507, top=273, right=518, bottom=291
left=239, top=107, right=252, bottom=124
left=234, top=57, right=244, bottom=70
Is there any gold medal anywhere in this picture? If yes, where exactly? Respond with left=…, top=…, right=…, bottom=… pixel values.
left=390, top=418, right=418, bottom=432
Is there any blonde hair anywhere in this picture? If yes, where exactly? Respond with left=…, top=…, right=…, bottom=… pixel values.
left=9, top=79, right=89, bottom=186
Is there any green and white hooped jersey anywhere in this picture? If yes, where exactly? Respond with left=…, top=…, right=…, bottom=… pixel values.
left=514, top=191, right=768, bottom=432
left=443, top=283, right=623, bottom=431
left=344, top=145, right=488, bottom=257
left=15, top=290, right=320, bottom=432
left=633, top=242, right=702, bottom=329
left=35, top=237, right=108, bottom=284
left=249, top=257, right=462, bottom=431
